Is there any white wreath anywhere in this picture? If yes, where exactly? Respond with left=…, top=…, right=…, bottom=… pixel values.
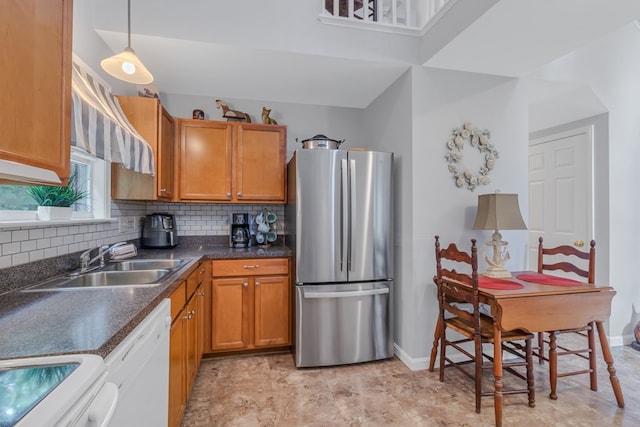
left=445, top=122, right=499, bottom=191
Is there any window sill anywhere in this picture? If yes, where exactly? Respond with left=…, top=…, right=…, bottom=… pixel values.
left=0, top=218, right=118, bottom=229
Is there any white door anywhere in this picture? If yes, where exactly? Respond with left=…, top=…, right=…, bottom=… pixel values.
left=528, top=127, right=593, bottom=271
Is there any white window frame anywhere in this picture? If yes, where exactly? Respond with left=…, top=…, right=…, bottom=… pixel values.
left=0, top=148, right=111, bottom=225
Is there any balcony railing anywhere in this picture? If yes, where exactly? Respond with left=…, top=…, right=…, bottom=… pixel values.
left=320, top=0, right=453, bottom=34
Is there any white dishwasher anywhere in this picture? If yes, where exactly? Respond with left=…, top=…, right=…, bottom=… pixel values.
left=105, top=299, right=171, bottom=427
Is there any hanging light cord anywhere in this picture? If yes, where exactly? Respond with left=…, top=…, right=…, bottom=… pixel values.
left=127, top=0, right=132, bottom=48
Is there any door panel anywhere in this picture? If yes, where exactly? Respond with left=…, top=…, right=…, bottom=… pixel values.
left=348, top=151, right=393, bottom=282
left=211, top=277, right=248, bottom=350
left=528, top=128, right=592, bottom=271
left=254, top=275, right=290, bottom=347
left=294, top=150, right=347, bottom=284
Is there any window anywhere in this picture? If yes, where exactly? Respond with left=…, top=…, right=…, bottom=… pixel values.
left=0, top=148, right=110, bottom=221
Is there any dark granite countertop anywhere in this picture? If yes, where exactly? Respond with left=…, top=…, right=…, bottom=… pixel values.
left=0, top=242, right=292, bottom=361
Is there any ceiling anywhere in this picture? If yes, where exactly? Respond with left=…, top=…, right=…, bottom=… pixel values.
left=91, top=0, right=640, bottom=109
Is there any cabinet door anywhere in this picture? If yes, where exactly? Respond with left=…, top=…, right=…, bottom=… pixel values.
left=211, top=277, right=249, bottom=350
left=168, top=309, right=186, bottom=427
left=0, top=0, right=72, bottom=182
left=254, top=275, right=290, bottom=347
left=235, top=124, right=286, bottom=202
left=185, top=295, right=198, bottom=395
left=180, top=120, right=232, bottom=200
left=196, top=282, right=206, bottom=363
left=112, top=96, right=175, bottom=200
left=157, top=106, right=175, bottom=199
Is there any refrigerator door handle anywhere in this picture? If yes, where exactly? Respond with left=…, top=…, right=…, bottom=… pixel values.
left=349, top=159, right=357, bottom=272
left=341, top=158, right=349, bottom=272
left=302, top=287, right=390, bottom=299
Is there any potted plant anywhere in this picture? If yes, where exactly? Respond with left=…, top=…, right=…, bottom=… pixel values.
left=27, top=172, right=88, bottom=220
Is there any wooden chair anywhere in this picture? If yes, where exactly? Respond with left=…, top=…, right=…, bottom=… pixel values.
left=536, top=236, right=597, bottom=400
left=434, top=236, right=535, bottom=413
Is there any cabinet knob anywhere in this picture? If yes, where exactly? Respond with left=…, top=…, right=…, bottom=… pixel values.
left=199, top=291, right=206, bottom=296
left=160, top=188, right=167, bottom=193
left=237, top=192, right=242, bottom=197
left=243, top=264, right=259, bottom=269
left=226, top=192, right=231, bottom=197
left=200, top=268, right=205, bottom=274
left=243, top=282, right=248, bottom=288
left=255, top=282, right=260, bottom=286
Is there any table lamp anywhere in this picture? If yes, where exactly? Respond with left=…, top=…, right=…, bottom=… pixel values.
left=472, top=192, right=527, bottom=278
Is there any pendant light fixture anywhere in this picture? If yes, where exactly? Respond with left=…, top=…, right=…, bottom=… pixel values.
left=100, top=0, right=153, bottom=84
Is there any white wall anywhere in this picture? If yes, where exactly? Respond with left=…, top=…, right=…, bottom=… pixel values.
left=529, top=23, right=640, bottom=344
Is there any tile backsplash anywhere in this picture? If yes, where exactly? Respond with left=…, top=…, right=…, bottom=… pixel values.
left=0, top=201, right=285, bottom=269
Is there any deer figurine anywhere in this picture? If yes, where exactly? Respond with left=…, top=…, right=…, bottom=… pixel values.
left=261, top=107, right=278, bottom=125
left=215, top=99, right=251, bottom=122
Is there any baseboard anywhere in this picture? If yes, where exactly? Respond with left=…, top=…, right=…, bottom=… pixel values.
left=393, top=343, right=430, bottom=371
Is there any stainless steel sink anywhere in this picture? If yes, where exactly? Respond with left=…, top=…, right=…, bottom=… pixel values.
left=106, top=259, right=185, bottom=271
left=25, top=269, right=170, bottom=291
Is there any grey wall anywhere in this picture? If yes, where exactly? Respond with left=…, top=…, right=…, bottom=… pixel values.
left=363, top=69, right=414, bottom=362
left=160, top=93, right=364, bottom=161
left=529, top=23, right=640, bottom=344
left=366, top=66, right=529, bottom=370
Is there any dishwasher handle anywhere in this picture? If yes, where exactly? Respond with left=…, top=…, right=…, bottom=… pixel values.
left=86, top=382, right=119, bottom=427
left=303, top=287, right=389, bottom=299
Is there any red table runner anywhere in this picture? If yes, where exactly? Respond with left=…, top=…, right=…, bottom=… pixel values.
left=478, top=276, right=524, bottom=290
left=515, top=272, right=582, bottom=286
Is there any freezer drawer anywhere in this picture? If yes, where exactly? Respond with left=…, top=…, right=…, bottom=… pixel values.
left=295, top=281, right=393, bottom=367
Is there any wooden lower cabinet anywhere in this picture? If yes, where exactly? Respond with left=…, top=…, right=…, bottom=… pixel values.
left=168, top=262, right=210, bottom=427
left=209, top=258, right=291, bottom=352
left=168, top=282, right=187, bottom=427
left=168, top=258, right=287, bottom=426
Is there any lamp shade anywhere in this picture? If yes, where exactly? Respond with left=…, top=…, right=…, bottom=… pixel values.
left=100, top=47, right=153, bottom=85
left=472, top=193, right=527, bottom=231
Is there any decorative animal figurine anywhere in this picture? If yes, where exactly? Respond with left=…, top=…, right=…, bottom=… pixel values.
left=261, top=107, right=278, bottom=125
left=215, top=99, right=251, bottom=122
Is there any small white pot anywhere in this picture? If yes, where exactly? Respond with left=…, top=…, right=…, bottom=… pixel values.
left=37, top=206, right=72, bottom=221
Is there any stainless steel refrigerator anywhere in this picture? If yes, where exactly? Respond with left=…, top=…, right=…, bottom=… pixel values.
left=286, top=149, right=393, bottom=367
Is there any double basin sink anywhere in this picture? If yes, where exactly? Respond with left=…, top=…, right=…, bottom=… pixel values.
left=25, top=259, right=186, bottom=291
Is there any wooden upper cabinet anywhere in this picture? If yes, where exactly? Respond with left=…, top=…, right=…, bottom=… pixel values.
left=236, top=124, right=286, bottom=202
left=179, top=120, right=232, bottom=201
left=112, top=96, right=175, bottom=200
left=0, top=0, right=72, bottom=183
left=178, top=120, right=286, bottom=203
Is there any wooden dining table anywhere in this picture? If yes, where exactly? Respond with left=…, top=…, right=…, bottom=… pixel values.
left=481, top=271, right=625, bottom=427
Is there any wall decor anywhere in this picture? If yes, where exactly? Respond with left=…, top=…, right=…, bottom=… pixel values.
left=215, top=99, right=252, bottom=122
left=445, top=122, right=499, bottom=191
left=261, top=107, right=278, bottom=125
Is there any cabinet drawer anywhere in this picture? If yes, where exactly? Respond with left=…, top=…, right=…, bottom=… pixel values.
left=170, top=281, right=186, bottom=321
left=186, top=262, right=205, bottom=298
left=212, top=258, right=288, bottom=277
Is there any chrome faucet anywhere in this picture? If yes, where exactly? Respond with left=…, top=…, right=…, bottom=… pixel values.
left=79, top=242, right=128, bottom=272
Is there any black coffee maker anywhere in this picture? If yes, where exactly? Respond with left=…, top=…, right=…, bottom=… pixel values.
left=229, top=213, right=250, bottom=248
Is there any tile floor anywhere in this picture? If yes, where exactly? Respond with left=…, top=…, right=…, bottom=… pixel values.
left=183, top=342, right=640, bottom=426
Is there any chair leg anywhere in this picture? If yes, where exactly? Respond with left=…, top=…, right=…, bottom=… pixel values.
left=439, top=326, right=446, bottom=383
left=587, top=322, right=598, bottom=391
left=549, top=331, right=558, bottom=400
left=429, top=317, right=442, bottom=372
left=537, top=331, right=545, bottom=364
left=525, top=338, right=536, bottom=408
left=475, top=335, right=482, bottom=414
